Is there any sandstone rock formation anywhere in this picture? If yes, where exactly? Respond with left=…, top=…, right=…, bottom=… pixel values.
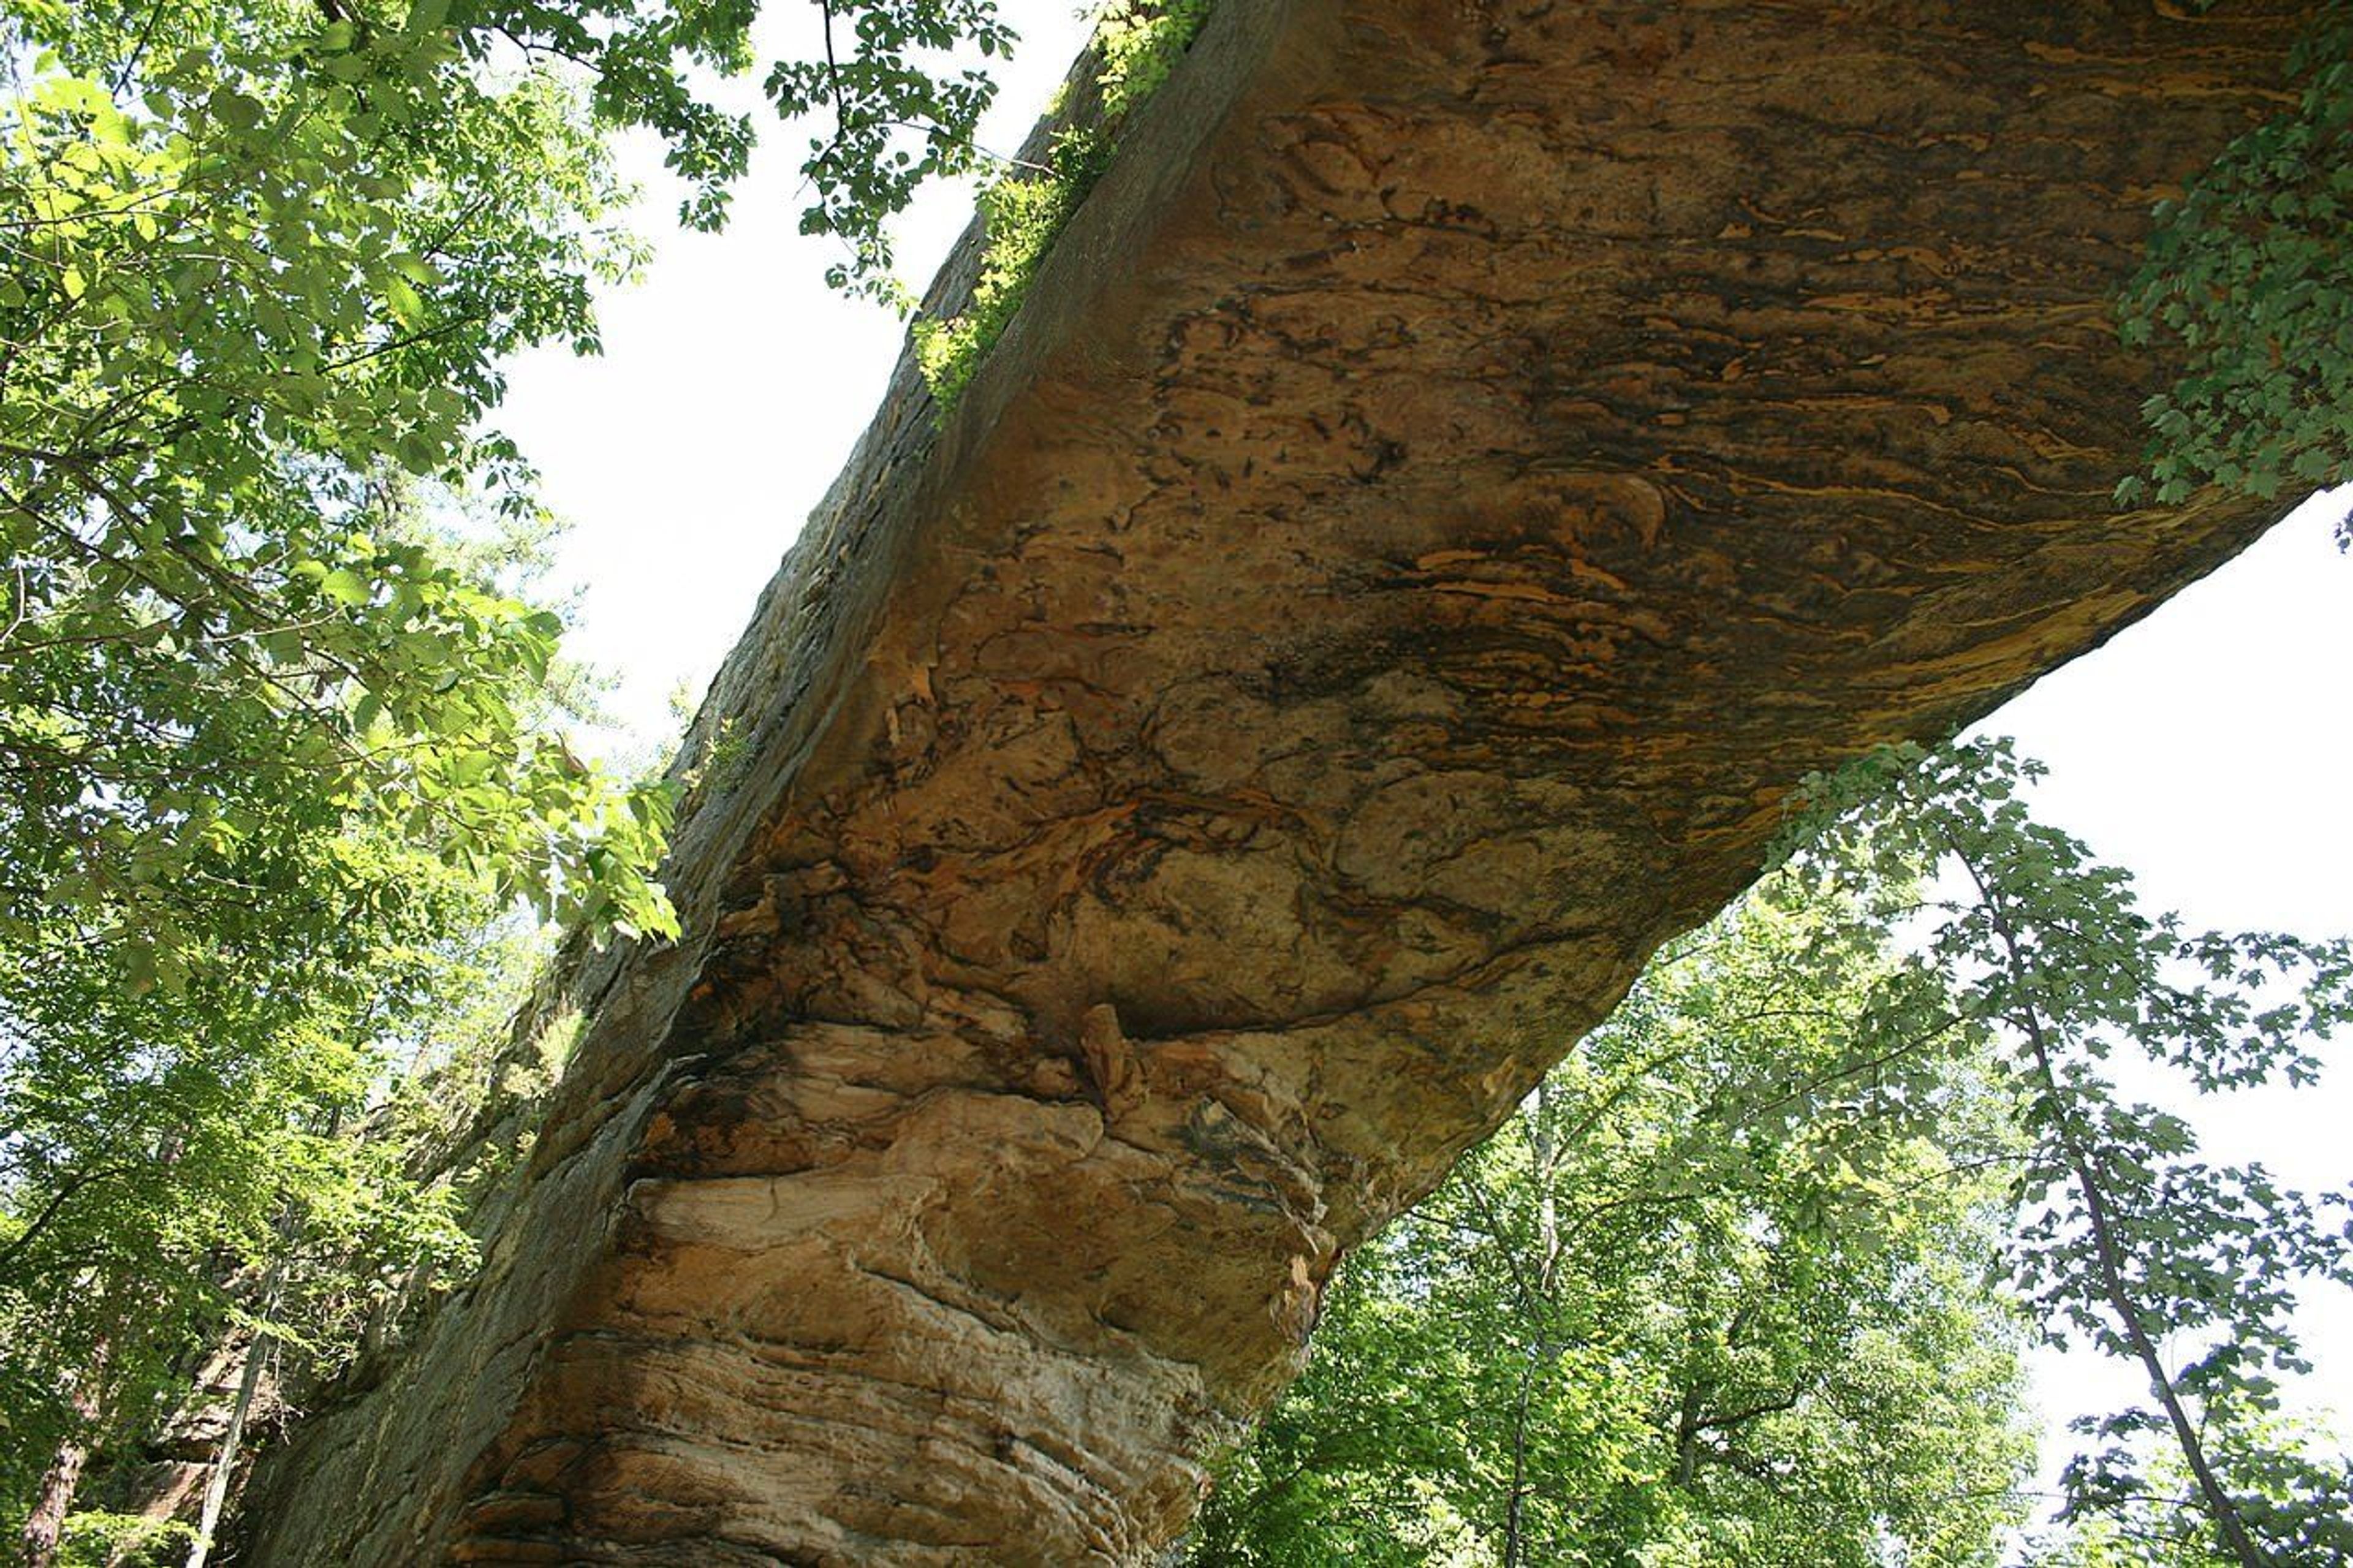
left=238, top=2, right=2311, bottom=1561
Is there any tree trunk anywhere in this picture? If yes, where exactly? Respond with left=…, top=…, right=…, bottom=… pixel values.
left=1502, top=1082, right=1559, bottom=1566
left=1973, top=877, right=2265, bottom=1568
left=1502, top=1357, right=1534, bottom=1568
left=1671, top=1377, right=1706, bottom=1491
left=237, top=2, right=2312, bottom=1561
left=20, top=1437, right=88, bottom=1568
left=187, top=1259, right=282, bottom=1568
left=20, top=1335, right=106, bottom=1568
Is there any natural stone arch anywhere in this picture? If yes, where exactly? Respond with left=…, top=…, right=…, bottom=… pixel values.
left=240, top=2, right=2309, bottom=1561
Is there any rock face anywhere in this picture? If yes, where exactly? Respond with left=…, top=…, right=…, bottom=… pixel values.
left=238, top=2, right=2309, bottom=1562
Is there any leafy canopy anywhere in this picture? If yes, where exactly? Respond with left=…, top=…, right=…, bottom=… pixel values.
left=1199, top=743, right=2353, bottom=1568
left=0, top=0, right=679, bottom=959
left=1793, top=740, right=2353, bottom=1566
left=1192, top=843, right=2036, bottom=1567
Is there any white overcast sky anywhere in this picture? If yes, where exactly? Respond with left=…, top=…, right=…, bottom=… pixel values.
left=491, top=0, right=2352, bottom=1528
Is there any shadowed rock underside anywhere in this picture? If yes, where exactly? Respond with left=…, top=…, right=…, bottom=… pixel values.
left=239, top=2, right=2308, bottom=1562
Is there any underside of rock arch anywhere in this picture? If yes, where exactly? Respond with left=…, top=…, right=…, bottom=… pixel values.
left=240, top=2, right=2311, bottom=1562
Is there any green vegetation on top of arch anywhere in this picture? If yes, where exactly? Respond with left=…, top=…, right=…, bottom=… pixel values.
left=914, top=0, right=1213, bottom=414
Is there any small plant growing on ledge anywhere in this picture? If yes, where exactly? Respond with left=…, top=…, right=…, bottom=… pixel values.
left=914, top=0, right=1213, bottom=413
left=1096, top=0, right=1213, bottom=120
left=915, top=128, right=1110, bottom=409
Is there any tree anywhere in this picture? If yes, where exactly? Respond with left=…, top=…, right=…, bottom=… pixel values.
left=1198, top=740, right=2353, bottom=1567
left=1190, top=852, right=2037, bottom=1566
left=0, top=1, right=679, bottom=955
left=1795, top=740, right=2353, bottom=1566
left=2015, top=1414, right=2353, bottom=1567
left=0, top=838, right=493, bottom=1566
left=0, top=1, right=1053, bottom=1550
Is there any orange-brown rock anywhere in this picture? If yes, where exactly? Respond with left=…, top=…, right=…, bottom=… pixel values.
left=238, top=2, right=2310, bottom=1562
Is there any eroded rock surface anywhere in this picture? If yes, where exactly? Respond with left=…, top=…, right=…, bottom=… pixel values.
left=240, top=2, right=2309, bottom=1562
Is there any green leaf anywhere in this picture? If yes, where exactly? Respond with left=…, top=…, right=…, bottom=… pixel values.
left=210, top=87, right=265, bottom=130
left=384, top=273, right=425, bottom=327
